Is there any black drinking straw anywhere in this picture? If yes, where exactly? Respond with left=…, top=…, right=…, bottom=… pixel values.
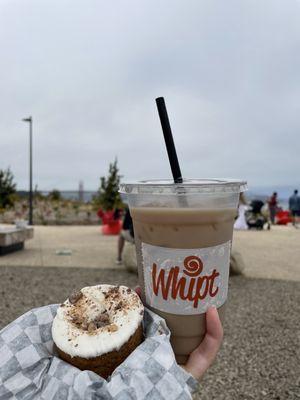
left=155, top=97, right=183, bottom=184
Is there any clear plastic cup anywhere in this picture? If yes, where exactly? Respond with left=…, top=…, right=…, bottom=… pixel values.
left=119, top=179, right=246, bottom=363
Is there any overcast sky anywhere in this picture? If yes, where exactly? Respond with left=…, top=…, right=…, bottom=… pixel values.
left=1, top=0, right=299, bottom=191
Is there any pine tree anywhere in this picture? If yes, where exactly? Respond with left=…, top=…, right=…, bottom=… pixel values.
left=95, top=159, right=123, bottom=211
left=0, top=168, right=17, bottom=208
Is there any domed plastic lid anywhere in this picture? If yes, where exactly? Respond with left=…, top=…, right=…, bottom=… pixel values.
left=119, top=179, right=247, bottom=196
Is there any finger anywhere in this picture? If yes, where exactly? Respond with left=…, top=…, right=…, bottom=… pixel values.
left=205, top=307, right=224, bottom=342
left=183, top=307, right=223, bottom=380
left=193, top=307, right=223, bottom=363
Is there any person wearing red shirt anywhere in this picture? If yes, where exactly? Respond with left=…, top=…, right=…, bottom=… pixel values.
left=268, top=192, right=278, bottom=224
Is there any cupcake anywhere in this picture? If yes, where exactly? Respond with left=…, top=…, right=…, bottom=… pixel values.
left=52, top=285, right=144, bottom=379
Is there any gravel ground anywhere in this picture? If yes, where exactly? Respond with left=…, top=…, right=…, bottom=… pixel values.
left=0, top=266, right=299, bottom=400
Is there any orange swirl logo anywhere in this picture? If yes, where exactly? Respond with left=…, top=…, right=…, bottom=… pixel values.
left=183, top=256, right=203, bottom=277
left=151, top=254, right=220, bottom=308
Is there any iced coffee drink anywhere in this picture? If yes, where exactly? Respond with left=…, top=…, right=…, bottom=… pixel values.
left=120, top=179, right=246, bottom=364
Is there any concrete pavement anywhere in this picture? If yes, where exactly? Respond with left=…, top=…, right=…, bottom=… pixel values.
left=0, top=224, right=299, bottom=281
left=0, top=225, right=116, bottom=269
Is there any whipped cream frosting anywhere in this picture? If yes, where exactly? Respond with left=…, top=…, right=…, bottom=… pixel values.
left=52, top=285, right=144, bottom=358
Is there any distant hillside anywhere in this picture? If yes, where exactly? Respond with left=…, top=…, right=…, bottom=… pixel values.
left=248, top=185, right=298, bottom=200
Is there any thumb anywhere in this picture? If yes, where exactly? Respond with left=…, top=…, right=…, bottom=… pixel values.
left=183, top=307, right=223, bottom=379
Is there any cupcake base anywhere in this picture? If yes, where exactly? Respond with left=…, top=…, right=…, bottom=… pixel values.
left=55, top=324, right=143, bottom=379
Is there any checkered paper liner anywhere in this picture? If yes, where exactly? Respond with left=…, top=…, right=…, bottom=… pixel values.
left=0, top=305, right=198, bottom=399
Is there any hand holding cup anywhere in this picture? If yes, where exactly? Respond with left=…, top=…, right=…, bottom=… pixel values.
left=135, top=287, right=223, bottom=380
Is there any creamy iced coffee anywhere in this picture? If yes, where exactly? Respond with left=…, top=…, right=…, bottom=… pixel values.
left=120, top=179, right=246, bottom=364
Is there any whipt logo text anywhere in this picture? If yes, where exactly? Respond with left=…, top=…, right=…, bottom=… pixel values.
left=152, top=256, right=220, bottom=308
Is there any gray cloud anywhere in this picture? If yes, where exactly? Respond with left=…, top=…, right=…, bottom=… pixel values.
left=1, top=0, right=299, bottom=190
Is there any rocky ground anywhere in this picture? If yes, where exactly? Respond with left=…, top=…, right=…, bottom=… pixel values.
left=0, top=265, right=299, bottom=399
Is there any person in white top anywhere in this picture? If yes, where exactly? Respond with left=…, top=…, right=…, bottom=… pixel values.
left=234, top=193, right=248, bottom=230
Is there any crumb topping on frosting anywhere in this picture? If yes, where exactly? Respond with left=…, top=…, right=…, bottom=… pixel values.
left=52, top=285, right=144, bottom=358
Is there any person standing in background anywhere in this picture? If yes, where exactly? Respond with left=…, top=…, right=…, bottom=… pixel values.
left=234, top=193, right=248, bottom=230
left=289, top=189, right=300, bottom=228
left=268, top=192, right=278, bottom=224
left=116, top=207, right=134, bottom=264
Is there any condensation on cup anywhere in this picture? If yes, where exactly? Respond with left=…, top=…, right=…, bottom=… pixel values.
left=119, top=179, right=247, bottom=364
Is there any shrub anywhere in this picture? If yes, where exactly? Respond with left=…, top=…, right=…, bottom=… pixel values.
left=0, top=168, right=17, bottom=208
left=48, top=189, right=61, bottom=201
